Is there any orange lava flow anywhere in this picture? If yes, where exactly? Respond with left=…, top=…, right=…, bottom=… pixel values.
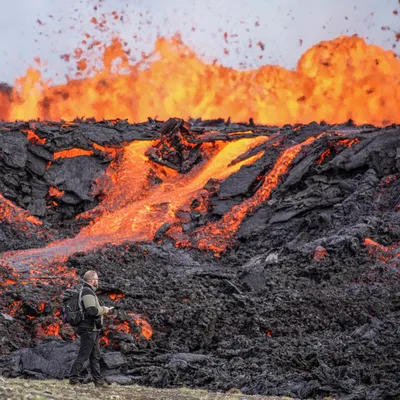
left=54, top=149, right=94, bottom=159
left=22, top=129, right=46, bottom=145
left=316, top=136, right=360, bottom=164
left=92, top=143, right=119, bottom=158
left=37, top=321, right=62, bottom=339
left=114, top=321, right=130, bottom=333
left=1, top=35, right=399, bottom=126
left=363, top=238, right=399, bottom=263
left=130, top=314, right=153, bottom=340
left=175, top=135, right=322, bottom=254
left=101, top=316, right=153, bottom=346
left=0, top=193, right=43, bottom=228
left=78, top=136, right=268, bottom=243
left=314, top=246, right=328, bottom=261
left=364, top=238, right=389, bottom=250
left=317, top=148, right=331, bottom=165
left=336, top=138, right=360, bottom=147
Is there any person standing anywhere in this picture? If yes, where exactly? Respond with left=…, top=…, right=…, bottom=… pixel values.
left=69, top=270, right=112, bottom=387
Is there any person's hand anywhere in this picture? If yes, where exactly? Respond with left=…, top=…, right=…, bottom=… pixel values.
left=103, top=306, right=112, bottom=314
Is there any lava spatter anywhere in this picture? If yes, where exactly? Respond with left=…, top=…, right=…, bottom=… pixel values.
left=1, top=35, right=399, bottom=125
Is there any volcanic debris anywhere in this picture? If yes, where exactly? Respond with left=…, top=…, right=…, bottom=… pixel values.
left=1, top=119, right=400, bottom=399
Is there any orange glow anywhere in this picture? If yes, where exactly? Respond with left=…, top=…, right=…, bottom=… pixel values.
left=316, top=136, right=359, bottom=165
left=78, top=137, right=267, bottom=243
left=92, top=143, right=119, bottom=158
left=1, top=35, right=399, bottom=125
left=317, top=149, right=331, bottom=164
left=108, top=293, right=125, bottom=301
left=100, top=331, right=110, bottom=346
left=117, top=321, right=130, bottom=333
left=336, top=138, right=360, bottom=147
left=129, top=313, right=153, bottom=340
left=381, top=175, right=398, bottom=185
left=54, top=148, right=94, bottom=159
left=0, top=194, right=43, bottom=229
left=3, top=27, right=400, bottom=343
left=37, top=321, right=62, bottom=338
left=364, top=238, right=387, bottom=250
left=363, top=237, right=396, bottom=263
left=313, top=247, right=328, bottom=261
left=100, top=317, right=152, bottom=347
left=134, top=318, right=153, bottom=340
left=22, top=129, right=46, bottom=145
left=172, top=134, right=322, bottom=254
left=48, top=186, right=65, bottom=197
left=7, top=300, right=22, bottom=317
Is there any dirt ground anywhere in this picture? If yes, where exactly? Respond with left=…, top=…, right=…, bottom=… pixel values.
left=0, top=377, right=304, bottom=400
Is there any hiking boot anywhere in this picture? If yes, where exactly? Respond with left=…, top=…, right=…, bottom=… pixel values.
left=94, top=380, right=111, bottom=388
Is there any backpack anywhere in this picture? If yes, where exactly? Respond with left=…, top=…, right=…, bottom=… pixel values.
left=61, top=286, right=84, bottom=326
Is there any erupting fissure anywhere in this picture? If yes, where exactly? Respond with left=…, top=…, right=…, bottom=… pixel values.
left=1, top=35, right=399, bottom=125
left=1, top=20, right=400, bottom=355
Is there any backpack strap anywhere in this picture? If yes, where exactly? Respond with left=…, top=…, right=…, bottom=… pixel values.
left=78, top=287, right=84, bottom=319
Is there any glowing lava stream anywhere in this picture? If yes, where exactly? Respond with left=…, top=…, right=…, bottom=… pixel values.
left=0, top=136, right=268, bottom=270
left=364, top=238, right=400, bottom=266
left=0, top=194, right=43, bottom=229
left=172, top=134, right=324, bottom=254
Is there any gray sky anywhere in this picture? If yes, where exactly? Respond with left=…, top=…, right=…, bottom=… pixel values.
left=0, top=0, right=398, bottom=84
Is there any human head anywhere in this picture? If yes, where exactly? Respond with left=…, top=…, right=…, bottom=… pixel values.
left=83, top=270, right=99, bottom=290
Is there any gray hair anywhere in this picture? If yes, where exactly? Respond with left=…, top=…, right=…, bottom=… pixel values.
left=83, top=270, right=98, bottom=282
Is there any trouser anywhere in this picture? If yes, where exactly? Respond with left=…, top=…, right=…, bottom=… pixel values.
left=69, top=330, right=103, bottom=383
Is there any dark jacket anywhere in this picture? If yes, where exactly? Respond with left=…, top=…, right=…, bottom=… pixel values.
left=78, top=282, right=106, bottom=332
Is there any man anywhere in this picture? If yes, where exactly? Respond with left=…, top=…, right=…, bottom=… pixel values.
left=69, top=270, right=112, bottom=387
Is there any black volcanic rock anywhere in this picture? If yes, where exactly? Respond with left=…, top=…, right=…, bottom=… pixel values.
left=44, top=156, right=105, bottom=202
left=219, top=163, right=264, bottom=198
left=146, top=118, right=203, bottom=173
left=2, top=120, right=400, bottom=399
left=0, top=131, right=28, bottom=169
left=27, top=143, right=53, bottom=161
left=27, top=151, right=47, bottom=177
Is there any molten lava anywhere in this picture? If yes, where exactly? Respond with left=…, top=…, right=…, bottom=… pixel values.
left=54, top=149, right=94, bottom=159
left=22, top=129, right=46, bottom=145
left=49, top=187, right=65, bottom=198
left=79, top=136, right=268, bottom=244
left=1, top=35, right=399, bottom=126
left=171, top=134, right=323, bottom=254
left=108, top=293, right=125, bottom=301
left=1, top=24, right=400, bottom=358
left=129, top=313, right=153, bottom=340
left=101, top=315, right=153, bottom=347
left=0, top=194, right=43, bottom=229
left=364, top=238, right=400, bottom=264
left=36, top=321, right=62, bottom=339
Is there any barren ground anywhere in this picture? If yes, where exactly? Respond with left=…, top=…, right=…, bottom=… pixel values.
left=0, top=377, right=303, bottom=400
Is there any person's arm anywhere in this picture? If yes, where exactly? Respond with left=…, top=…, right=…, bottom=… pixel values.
left=82, top=293, right=107, bottom=317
